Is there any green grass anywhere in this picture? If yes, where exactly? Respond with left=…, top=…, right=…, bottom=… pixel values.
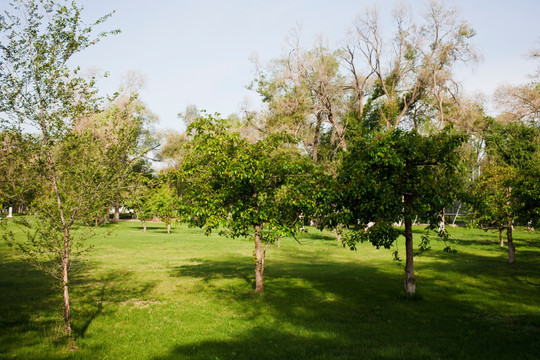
left=1, top=220, right=539, bottom=359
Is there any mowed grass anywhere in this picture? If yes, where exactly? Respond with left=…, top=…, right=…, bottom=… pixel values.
left=1, top=220, right=539, bottom=359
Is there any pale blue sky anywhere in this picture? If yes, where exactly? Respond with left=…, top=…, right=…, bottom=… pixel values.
left=2, top=0, right=539, bottom=131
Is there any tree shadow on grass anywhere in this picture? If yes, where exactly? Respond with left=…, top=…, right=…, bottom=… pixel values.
left=71, top=269, right=157, bottom=339
left=295, top=229, right=337, bottom=243
left=0, top=257, right=61, bottom=358
left=0, top=253, right=156, bottom=358
left=164, top=251, right=540, bottom=360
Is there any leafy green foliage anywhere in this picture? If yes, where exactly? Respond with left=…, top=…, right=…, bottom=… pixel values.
left=178, top=114, right=321, bottom=291
left=468, top=120, right=540, bottom=228
left=338, top=128, right=467, bottom=248
left=179, top=114, right=318, bottom=242
left=0, top=131, right=40, bottom=210
left=150, top=175, right=180, bottom=230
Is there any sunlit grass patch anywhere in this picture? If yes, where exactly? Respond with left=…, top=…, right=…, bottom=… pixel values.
left=1, top=221, right=539, bottom=359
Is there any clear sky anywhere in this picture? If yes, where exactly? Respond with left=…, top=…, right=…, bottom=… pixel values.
left=2, top=0, right=539, bottom=132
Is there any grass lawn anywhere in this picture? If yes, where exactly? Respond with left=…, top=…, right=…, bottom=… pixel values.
left=1, top=220, right=539, bottom=359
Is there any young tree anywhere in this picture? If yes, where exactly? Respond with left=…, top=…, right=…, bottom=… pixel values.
left=338, top=128, right=466, bottom=295
left=468, top=164, right=516, bottom=256
left=468, top=120, right=540, bottom=263
left=127, top=174, right=156, bottom=232
left=0, top=0, right=118, bottom=344
left=0, top=131, right=40, bottom=213
left=179, top=114, right=318, bottom=293
left=151, top=174, right=180, bottom=234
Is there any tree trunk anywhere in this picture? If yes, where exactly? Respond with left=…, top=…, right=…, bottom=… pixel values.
left=62, top=228, right=73, bottom=340
left=254, top=224, right=264, bottom=293
left=334, top=225, right=343, bottom=244
left=439, top=208, right=445, bottom=232
left=403, top=196, right=416, bottom=296
left=113, top=200, right=120, bottom=222
left=142, top=220, right=147, bottom=232
left=167, top=223, right=171, bottom=234
left=506, top=187, right=515, bottom=263
left=507, top=224, right=515, bottom=264
left=499, top=228, right=504, bottom=247
left=46, top=150, right=75, bottom=344
left=312, top=112, right=322, bottom=164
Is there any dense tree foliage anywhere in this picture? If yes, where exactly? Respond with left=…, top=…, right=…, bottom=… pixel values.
left=337, top=128, right=466, bottom=295
left=179, top=114, right=319, bottom=292
left=0, top=131, right=40, bottom=212
left=467, top=120, right=540, bottom=262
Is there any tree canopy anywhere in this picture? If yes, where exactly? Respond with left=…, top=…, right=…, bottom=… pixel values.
left=179, top=114, right=320, bottom=292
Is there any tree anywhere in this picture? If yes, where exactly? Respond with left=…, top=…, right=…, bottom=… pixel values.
left=126, top=174, right=156, bottom=232
left=151, top=174, right=180, bottom=234
left=338, top=128, right=466, bottom=295
left=0, top=0, right=118, bottom=344
left=346, top=1, right=477, bottom=131
left=495, top=82, right=540, bottom=126
left=0, top=131, right=40, bottom=213
left=495, top=45, right=540, bottom=126
left=158, top=130, right=189, bottom=169
left=179, top=114, right=318, bottom=293
left=249, top=33, right=348, bottom=164
left=468, top=164, right=516, bottom=254
left=468, top=120, right=540, bottom=263
left=77, top=73, right=158, bottom=222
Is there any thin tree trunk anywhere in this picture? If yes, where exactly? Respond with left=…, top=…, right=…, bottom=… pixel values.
left=254, top=224, right=264, bottom=293
left=62, top=229, right=72, bottom=338
left=507, top=224, right=515, bottom=264
left=403, top=196, right=416, bottom=296
left=452, top=203, right=461, bottom=226
left=334, top=225, right=343, bottom=244
left=142, top=220, right=147, bottom=232
left=506, top=187, right=515, bottom=263
left=499, top=228, right=504, bottom=247
left=46, top=150, right=75, bottom=344
left=167, top=223, right=171, bottom=234
left=312, top=112, right=322, bottom=164
left=439, top=208, right=445, bottom=232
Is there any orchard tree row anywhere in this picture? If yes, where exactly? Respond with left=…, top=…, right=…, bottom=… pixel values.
left=0, top=0, right=539, bottom=346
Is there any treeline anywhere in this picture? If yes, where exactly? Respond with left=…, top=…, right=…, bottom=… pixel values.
left=0, top=0, right=539, bottom=347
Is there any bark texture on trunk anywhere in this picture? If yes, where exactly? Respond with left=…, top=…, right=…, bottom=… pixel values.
left=113, top=201, right=120, bottom=222
left=499, top=228, right=504, bottom=247
left=507, top=225, right=515, bottom=264
left=439, top=208, right=445, bottom=232
left=403, top=196, right=416, bottom=296
left=254, top=224, right=264, bottom=293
